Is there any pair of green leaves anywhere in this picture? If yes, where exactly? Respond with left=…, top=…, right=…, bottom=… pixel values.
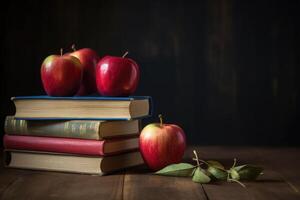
left=155, top=150, right=263, bottom=187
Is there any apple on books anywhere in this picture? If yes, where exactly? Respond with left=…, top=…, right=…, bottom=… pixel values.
left=139, top=115, right=186, bottom=171
left=41, top=49, right=83, bottom=96
left=68, top=45, right=100, bottom=95
left=96, top=51, right=140, bottom=96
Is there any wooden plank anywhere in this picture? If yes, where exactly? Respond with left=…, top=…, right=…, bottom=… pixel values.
left=0, top=167, right=124, bottom=200
left=186, top=146, right=300, bottom=200
left=202, top=169, right=300, bottom=200
left=123, top=166, right=207, bottom=200
left=243, top=169, right=300, bottom=199
left=202, top=147, right=300, bottom=193
left=255, top=147, right=300, bottom=193
left=0, top=167, right=32, bottom=195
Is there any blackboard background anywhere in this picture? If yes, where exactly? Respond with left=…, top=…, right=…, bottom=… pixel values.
left=1, top=0, right=299, bottom=146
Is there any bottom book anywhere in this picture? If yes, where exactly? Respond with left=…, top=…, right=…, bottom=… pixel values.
left=4, top=150, right=144, bottom=175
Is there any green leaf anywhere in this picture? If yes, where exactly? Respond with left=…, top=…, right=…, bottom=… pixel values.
left=207, top=166, right=227, bottom=180
left=192, top=167, right=211, bottom=183
left=234, top=165, right=263, bottom=180
left=207, top=160, right=225, bottom=170
left=230, top=169, right=240, bottom=180
left=155, top=163, right=196, bottom=177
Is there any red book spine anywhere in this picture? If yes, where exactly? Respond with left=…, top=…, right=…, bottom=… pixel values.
left=3, top=135, right=105, bottom=156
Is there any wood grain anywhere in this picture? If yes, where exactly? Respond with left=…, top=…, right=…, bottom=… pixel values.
left=201, top=169, right=300, bottom=200
left=123, top=167, right=207, bottom=200
left=254, top=147, right=300, bottom=193
left=0, top=169, right=124, bottom=200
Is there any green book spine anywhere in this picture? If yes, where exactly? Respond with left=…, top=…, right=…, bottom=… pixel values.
left=4, top=116, right=101, bottom=140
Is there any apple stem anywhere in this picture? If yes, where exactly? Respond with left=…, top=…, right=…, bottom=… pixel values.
left=122, top=51, right=129, bottom=58
left=158, top=114, right=163, bottom=126
left=71, top=44, right=76, bottom=52
left=193, top=150, right=201, bottom=167
left=60, top=48, right=63, bottom=56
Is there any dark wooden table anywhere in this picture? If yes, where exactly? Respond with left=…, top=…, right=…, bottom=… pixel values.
left=1, top=146, right=300, bottom=200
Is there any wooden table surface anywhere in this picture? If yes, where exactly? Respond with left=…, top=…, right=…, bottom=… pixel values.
left=1, top=146, right=300, bottom=200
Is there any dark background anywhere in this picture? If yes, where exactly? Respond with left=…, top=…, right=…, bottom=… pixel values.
left=1, top=0, right=299, bottom=146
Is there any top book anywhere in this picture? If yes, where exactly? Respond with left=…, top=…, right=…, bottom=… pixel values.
left=11, top=96, right=152, bottom=120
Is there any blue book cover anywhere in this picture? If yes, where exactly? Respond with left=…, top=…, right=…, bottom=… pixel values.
left=12, top=96, right=153, bottom=121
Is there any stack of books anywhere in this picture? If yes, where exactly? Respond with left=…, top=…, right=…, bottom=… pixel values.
left=3, top=96, right=152, bottom=175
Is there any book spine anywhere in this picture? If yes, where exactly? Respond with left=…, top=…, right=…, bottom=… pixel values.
left=4, top=135, right=105, bottom=156
left=4, top=116, right=101, bottom=140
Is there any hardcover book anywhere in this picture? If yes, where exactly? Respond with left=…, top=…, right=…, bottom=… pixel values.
left=5, top=116, right=140, bottom=140
left=4, top=135, right=139, bottom=156
left=4, top=150, right=143, bottom=175
left=11, top=96, right=152, bottom=120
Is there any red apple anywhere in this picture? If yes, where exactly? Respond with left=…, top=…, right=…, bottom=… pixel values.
left=41, top=49, right=83, bottom=96
left=69, top=45, right=99, bottom=95
left=96, top=52, right=140, bottom=96
left=139, top=115, right=186, bottom=171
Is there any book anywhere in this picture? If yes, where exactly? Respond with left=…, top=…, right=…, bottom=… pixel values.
left=4, top=134, right=139, bottom=156
left=5, top=116, right=140, bottom=140
left=4, top=150, right=143, bottom=175
left=11, top=96, right=152, bottom=120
